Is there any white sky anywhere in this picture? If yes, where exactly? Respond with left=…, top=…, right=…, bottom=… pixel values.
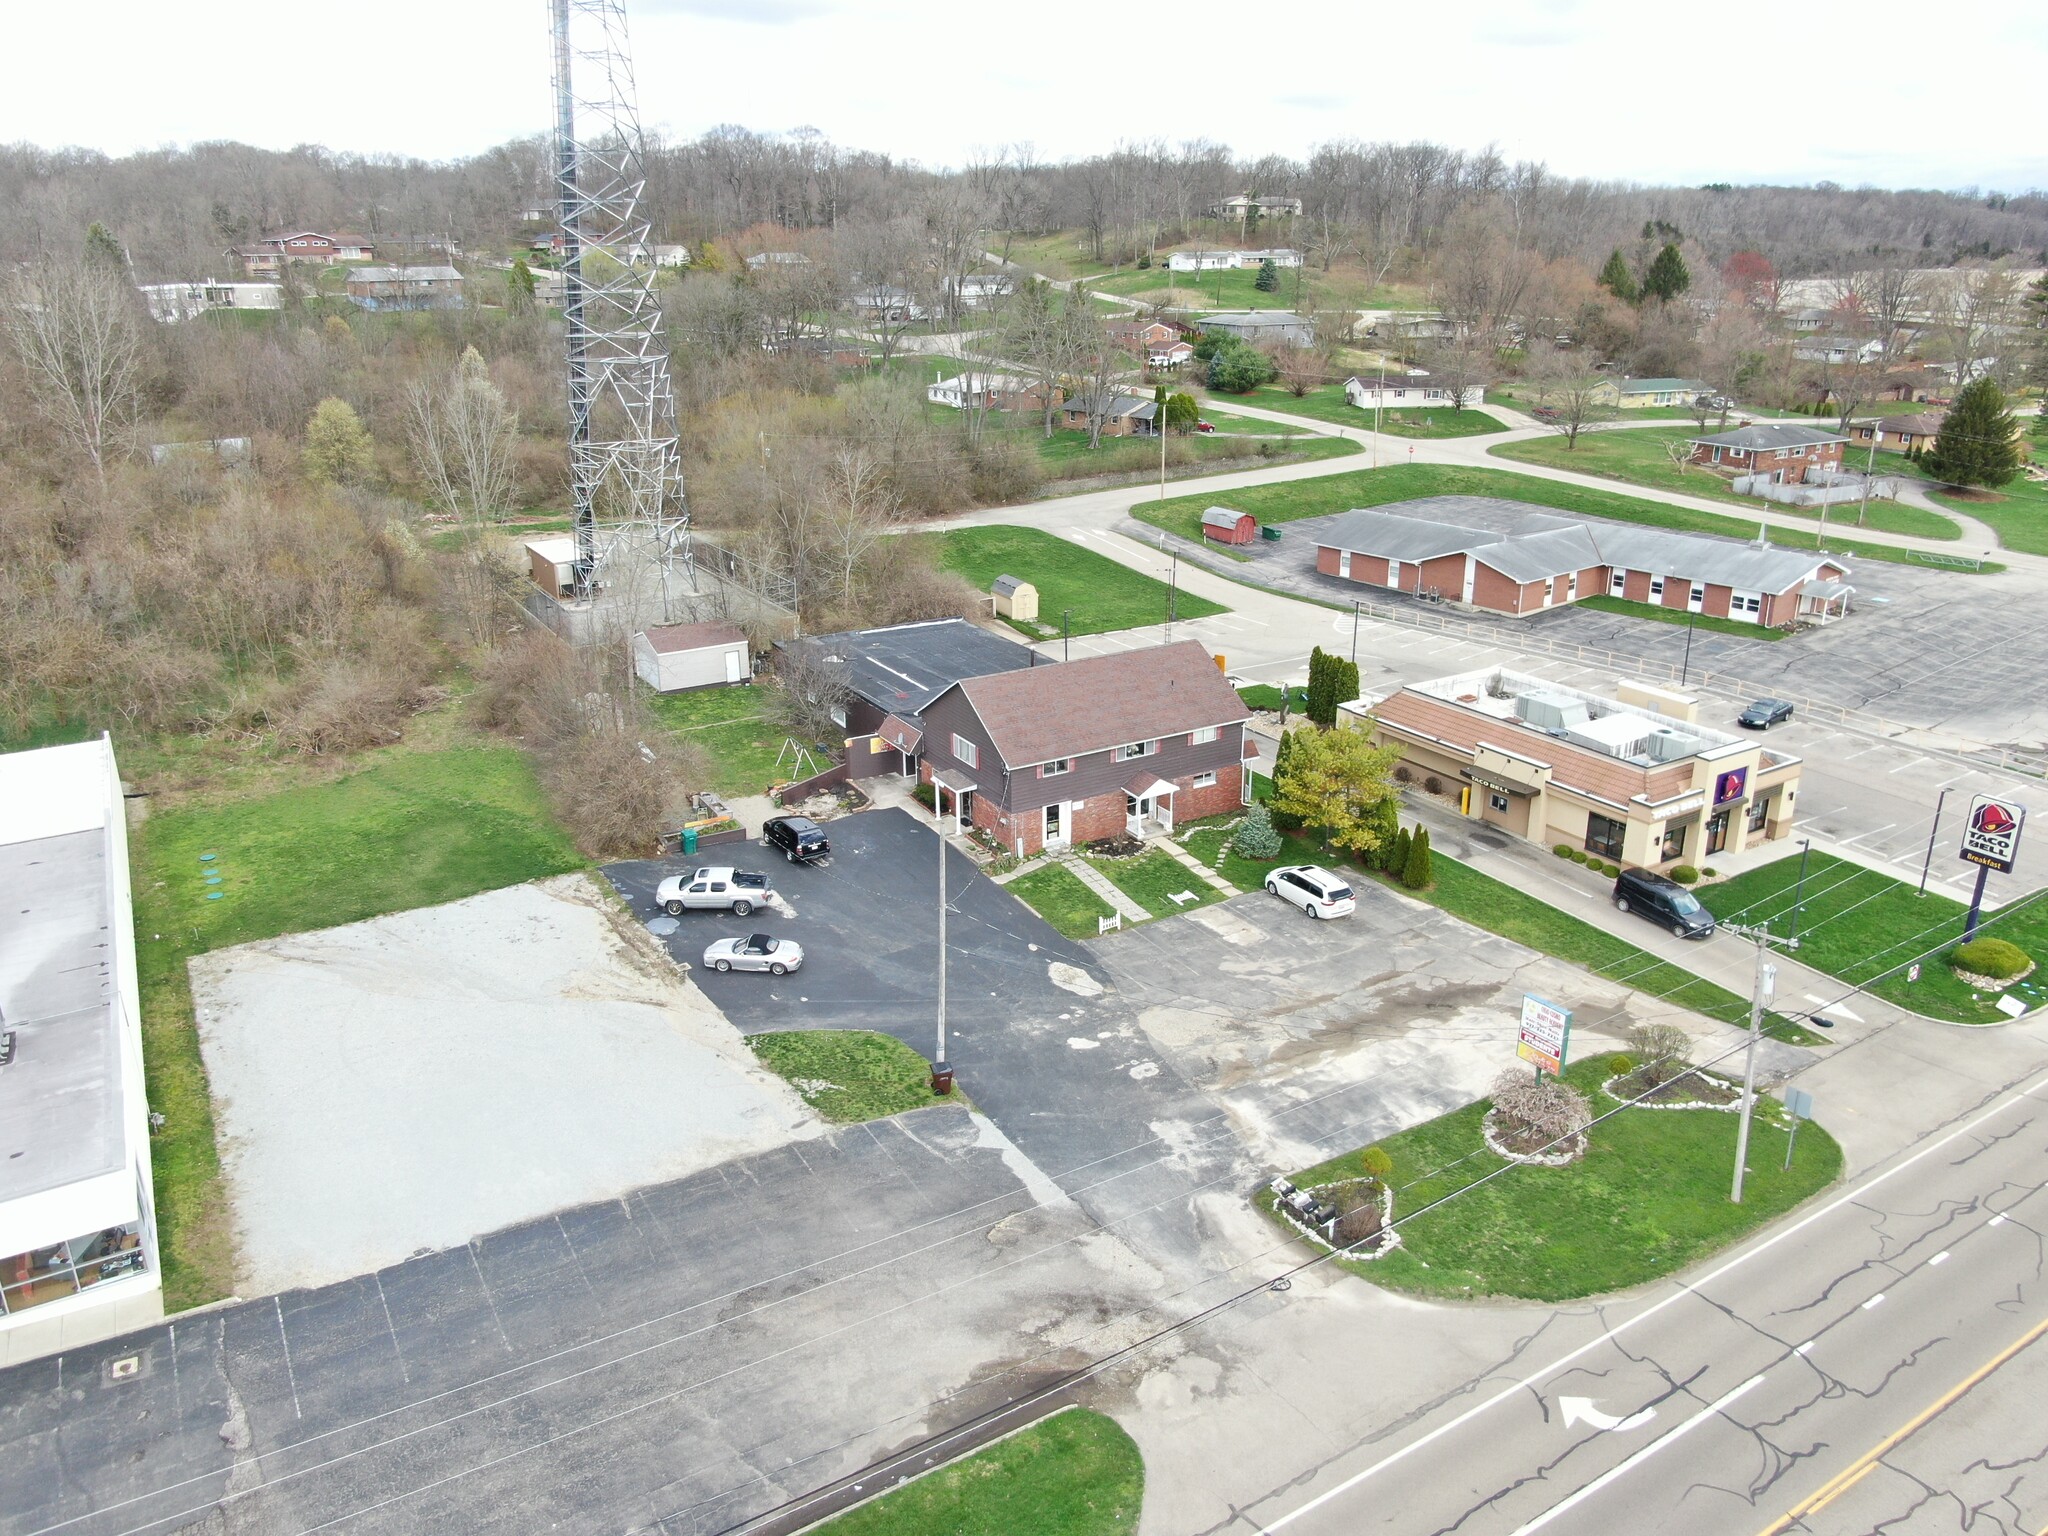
left=12, top=0, right=2046, bottom=193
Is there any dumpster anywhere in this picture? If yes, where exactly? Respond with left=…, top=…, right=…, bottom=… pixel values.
left=682, top=826, right=699, bottom=855
left=1260, top=525, right=1282, bottom=542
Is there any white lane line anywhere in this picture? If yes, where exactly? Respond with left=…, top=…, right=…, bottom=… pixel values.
left=1839, top=822, right=1900, bottom=847
left=275, top=1296, right=304, bottom=1419
left=1929, top=1251, right=1950, bottom=1266
left=1991, top=1213, right=2008, bottom=1227
left=1254, top=1066, right=2048, bottom=1534
left=1795, top=1340, right=1816, bottom=1356
left=1504, top=1375, right=1768, bottom=1536
left=1887, top=757, right=1934, bottom=775
left=1936, top=772, right=1974, bottom=789
left=1862, top=1293, right=1886, bottom=1310
left=1843, top=744, right=1888, bottom=760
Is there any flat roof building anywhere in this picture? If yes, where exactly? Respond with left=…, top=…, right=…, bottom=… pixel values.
left=1347, top=668, right=1802, bottom=870
left=1, top=737, right=161, bottom=1365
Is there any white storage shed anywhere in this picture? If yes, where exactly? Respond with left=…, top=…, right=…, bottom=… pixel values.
left=632, top=622, right=752, bottom=693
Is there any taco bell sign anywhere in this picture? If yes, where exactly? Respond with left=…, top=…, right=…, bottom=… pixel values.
left=1960, top=794, right=2026, bottom=874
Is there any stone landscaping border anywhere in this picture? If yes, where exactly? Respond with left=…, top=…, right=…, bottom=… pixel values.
left=1481, top=1109, right=1584, bottom=1166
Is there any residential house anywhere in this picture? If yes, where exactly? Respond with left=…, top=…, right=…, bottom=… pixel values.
left=1347, top=668, right=1804, bottom=869
left=1059, top=393, right=1158, bottom=437
left=1107, top=319, right=1184, bottom=354
left=1794, top=336, right=1886, bottom=365
left=631, top=622, right=751, bottom=693
left=1201, top=311, right=1314, bottom=347
left=260, top=231, right=340, bottom=262
left=1686, top=423, right=1847, bottom=483
left=1375, top=313, right=1457, bottom=343
left=1166, top=249, right=1239, bottom=272
left=1592, top=377, right=1709, bottom=409
left=649, top=244, right=691, bottom=268
left=1846, top=413, right=1945, bottom=453
left=778, top=619, right=1039, bottom=777
left=1238, top=247, right=1304, bottom=268
left=927, top=371, right=1059, bottom=412
left=917, top=640, right=1251, bottom=852
left=1343, top=374, right=1485, bottom=410
left=0, top=736, right=162, bottom=1366
left=228, top=246, right=283, bottom=279
left=1209, top=194, right=1303, bottom=220
left=329, top=236, right=375, bottom=262
left=344, top=265, right=464, bottom=311
left=1311, top=501, right=1852, bottom=626
left=138, top=282, right=281, bottom=322
left=946, top=273, right=1016, bottom=307
left=851, top=283, right=928, bottom=322
left=746, top=251, right=810, bottom=270
left=1147, top=338, right=1195, bottom=369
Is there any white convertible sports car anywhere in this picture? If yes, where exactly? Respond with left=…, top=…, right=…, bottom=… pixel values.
left=702, top=933, right=805, bottom=975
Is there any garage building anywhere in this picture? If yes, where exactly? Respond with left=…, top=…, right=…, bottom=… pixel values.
left=632, top=621, right=752, bottom=692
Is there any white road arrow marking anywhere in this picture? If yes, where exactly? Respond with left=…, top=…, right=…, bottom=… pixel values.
left=1558, top=1397, right=1657, bottom=1433
left=1804, top=992, right=1864, bottom=1022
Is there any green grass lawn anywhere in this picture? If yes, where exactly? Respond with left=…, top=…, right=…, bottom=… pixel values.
left=923, top=524, right=1227, bottom=639
left=1022, top=423, right=1355, bottom=480
left=1270, top=1058, right=1842, bottom=1301
left=1696, top=851, right=2048, bottom=1025
left=1573, top=594, right=1788, bottom=640
left=645, top=684, right=790, bottom=795
left=1087, top=849, right=1222, bottom=914
left=1006, top=862, right=1118, bottom=939
left=808, top=1408, right=1143, bottom=1536
left=1132, top=464, right=1999, bottom=572
left=1196, top=407, right=1314, bottom=436
left=1237, top=683, right=1309, bottom=713
left=1084, top=264, right=1327, bottom=312
left=1490, top=428, right=1962, bottom=541
left=134, top=744, right=585, bottom=1308
left=748, top=1030, right=953, bottom=1121
left=1929, top=472, right=2048, bottom=557
left=1179, top=824, right=1323, bottom=893
left=1221, top=382, right=1507, bottom=438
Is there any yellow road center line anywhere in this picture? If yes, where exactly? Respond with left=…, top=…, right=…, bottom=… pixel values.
left=1805, top=1460, right=1876, bottom=1514
left=1756, top=1312, right=2048, bottom=1535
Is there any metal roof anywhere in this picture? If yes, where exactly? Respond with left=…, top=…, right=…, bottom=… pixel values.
left=786, top=618, right=1038, bottom=719
left=1687, top=424, right=1848, bottom=451
left=992, top=574, right=1033, bottom=596
left=1202, top=506, right=1252, bottom=529
left=1614, top=377, right=1705, bottom=393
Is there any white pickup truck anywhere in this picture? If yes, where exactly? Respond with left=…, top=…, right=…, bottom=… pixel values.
left=654, top=866, right=776, bottom=917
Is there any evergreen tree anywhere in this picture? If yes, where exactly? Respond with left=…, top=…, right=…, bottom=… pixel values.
left=303, top=397, right=374, bottom=486
left=1206, top=339, right=1277, bottom=393
left=1269, top=729, right=1305, bottom=831
left=508, top=257, right=537, bottom=312
left=1306, top=647, right=1340, bottom=726
left=1254, top=258, right=1280, bottom=293
left=1640, top=242, right=1692, bottom=303
left=1401, top=825, right=1432, bottom=889
left=1362, top=795, right=1400, bottom=870
left=1596, top=249, right=1637, bottom=304
left=84, top=221, right=127, bottom=273
left=1163, top=391, right=1200, bottom=433
left=1923, top=377, right=2021, bottom=489
left=1330, top=656, right=1361, bottom=713
left=1388, top=827, right=1411, bottom=879
left=1231, top=801, right=1282, bottom=860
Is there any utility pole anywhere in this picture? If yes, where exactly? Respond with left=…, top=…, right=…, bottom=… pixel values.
left=1062, top=607, right=1072, bottom=664
left=1788, top=837, right=1813, bottom=947
left=1166, top=546, right=1180, bottom=643
left=930, top=820, right=953, bottom=1095
left=1726, top=923, right=1787, bottom=1204
left=1372, top=356, right=1387, bottom=469
left=1854, top=433, right=1878, bottom=530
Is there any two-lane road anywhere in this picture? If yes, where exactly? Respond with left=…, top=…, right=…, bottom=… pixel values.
left=1239, top=1071, right=2048, bottom=1536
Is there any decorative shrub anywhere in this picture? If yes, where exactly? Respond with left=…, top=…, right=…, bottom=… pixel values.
left=1606, top=1053, right=1636, bottom=1077
left=912, top=782, right=936, bottom=811
left=1553, top=844, right=1573, bottom=858
left=1401, top=825, right=1432, bottom=890
left=1627, top=1023, right=1693, bottom=1089
left=1952, top=937, right=2032, bottom=980
left=1232, top=801, right=1283, bottom=860
left=1393, top=765, right=1414, bottom=784
left=1702, top=866, right=1719, bottom=878
left=1569, top=848, right=1588, bottom=864
left=1422, top=775, right=1444, bottom=796
left=1670, top=865, right=1700, bottom=884
left=1603, top=862, right=1623, bottom=877
left=1489, top=1068, right=1592, bottom=1150
left=1359, top=1145, right=1394, bottom=1181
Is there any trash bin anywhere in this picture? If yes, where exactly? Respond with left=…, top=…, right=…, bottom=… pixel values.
left=1261, top=525, right=1282, bottom=542
left=682, top=826, right=699, bottom=855
left=929, top=1059, right=955, bottom=1096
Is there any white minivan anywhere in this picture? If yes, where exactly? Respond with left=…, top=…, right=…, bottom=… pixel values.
left=1265, top=865, right=1357, bottom=919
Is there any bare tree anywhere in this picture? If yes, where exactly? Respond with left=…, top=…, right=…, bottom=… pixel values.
left=840, top=215, right=925, bottom=364
left=2, top=254, right=146, bottom=485
left=406, top=346, right=519, bottom=522
left=1526, top=344, right=1607, bottom=448
left=1930, top=265, right=2021, bottom=390
left=768, top=638, right=853, bottom=744
left=1420, top=337, right=1491, bottom=412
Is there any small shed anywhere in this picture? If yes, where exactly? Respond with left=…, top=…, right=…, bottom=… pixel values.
left=1202, top=506, right=1258, bottom=546
left=991, top=575, right=1039, bottom=622
left=525, top=536, right=578, bottom=599
left=632, top=621, right=752, bottom=693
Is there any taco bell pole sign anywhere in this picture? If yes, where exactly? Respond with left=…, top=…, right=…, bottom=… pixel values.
left=1959, top=794, right=2025, bottom=875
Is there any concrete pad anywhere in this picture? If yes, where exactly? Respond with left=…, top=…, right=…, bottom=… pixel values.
left=192, top=874, right=817, bottom=1296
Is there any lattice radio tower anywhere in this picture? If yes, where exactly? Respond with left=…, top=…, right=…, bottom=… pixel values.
left=550, top=0, right=694, bottom=620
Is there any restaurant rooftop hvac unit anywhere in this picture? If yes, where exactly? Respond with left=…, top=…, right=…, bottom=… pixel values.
left=1515, top=693, right=1590, bottom=732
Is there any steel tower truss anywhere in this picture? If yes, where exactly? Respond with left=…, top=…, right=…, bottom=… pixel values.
left=550, top=0, right=693, bottom=616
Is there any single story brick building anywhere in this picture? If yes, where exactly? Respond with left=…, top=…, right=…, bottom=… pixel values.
left=1347, top=668, right=1803, bottom=869
left=1312, top=500, right=1852, bottom=626
left=918, top=641, right=1252, bottom=854
left=1686, top=423, right=1846, bottom=483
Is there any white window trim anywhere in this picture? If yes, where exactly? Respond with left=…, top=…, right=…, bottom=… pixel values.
left=952, top=733, right=978, bottom=769
left=1188, top=726, right=1219, bottom=745
left=1039, top=758, right=1070, bottom=777
left=1191, top=770, right=1217, bottom=788
left=1115, top=740, right=1154, bottom=762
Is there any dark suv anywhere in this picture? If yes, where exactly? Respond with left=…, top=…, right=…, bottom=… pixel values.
left=1612, top=867, right=1716, bottom=939
left=764, top=814, right=831, bottom=864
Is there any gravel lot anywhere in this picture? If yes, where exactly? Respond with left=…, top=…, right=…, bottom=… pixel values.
left=191, top=873, right=816, bottom=1296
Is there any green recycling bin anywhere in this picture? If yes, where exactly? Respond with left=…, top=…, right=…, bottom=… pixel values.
left=682, top=826, right=699, bottom=855
left=1261, top=524, right=1282, bottom=541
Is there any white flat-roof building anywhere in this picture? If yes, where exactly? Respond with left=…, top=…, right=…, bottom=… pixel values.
left=1, top=736, right=161, bottom=1365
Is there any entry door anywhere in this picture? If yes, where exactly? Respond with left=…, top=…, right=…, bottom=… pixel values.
left=1707, top=810, right=1730, bottom=855
left=724, top=649, right=744, bottom=684
left=1043, top=801, right=1064, bottom=847
left=1687, top=584, right=1706, bottom=614
left=958, top=789, right=975, bottom=827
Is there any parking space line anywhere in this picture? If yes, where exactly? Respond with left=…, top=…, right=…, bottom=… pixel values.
left=1842, top=744, right=1887, bottom=761
left=1839, top=822, right=1900, bottom=846
left=1887, top=757, right=1933, bottom=775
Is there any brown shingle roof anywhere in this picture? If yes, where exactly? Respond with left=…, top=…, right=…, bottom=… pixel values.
left=642, top=621, right=747, bottom=654
left=950, top=641, right=1246, bottom=767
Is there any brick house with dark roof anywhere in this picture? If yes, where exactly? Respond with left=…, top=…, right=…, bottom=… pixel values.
left=917, top=641, right=1252, bottom=854
left=1685, top=423, right=1846, bottom=483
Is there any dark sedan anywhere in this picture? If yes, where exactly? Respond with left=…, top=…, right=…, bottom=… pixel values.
left=1738, top=698, right=1795, bottom=730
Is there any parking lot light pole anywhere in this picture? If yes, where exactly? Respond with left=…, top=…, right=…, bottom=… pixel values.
left=1919, top=786, right=1951, bottom=896
left=930, top=820, right=953, bottom=1096
left=1680, top=608, right=1698, bottom=688
left=1350, top=600, right=1362, bottom=664
left=1726, top=923, right=1781, bottom=1205
left=1062, top=608, right=1072, bottom=663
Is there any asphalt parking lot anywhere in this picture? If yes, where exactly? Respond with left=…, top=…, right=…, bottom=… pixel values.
left=0, top=1107, right=1155, bottom=1536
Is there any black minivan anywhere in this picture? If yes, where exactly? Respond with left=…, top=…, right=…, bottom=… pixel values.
left=764, top=814, right=831, bottom=864
left=1612, top=867, right=1716, bottom=939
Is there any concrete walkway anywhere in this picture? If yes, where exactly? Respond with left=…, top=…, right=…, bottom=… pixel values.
left=1058, top=853, right=1152, bottom=924
left=1156, top=834, right=1241, bottom=896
